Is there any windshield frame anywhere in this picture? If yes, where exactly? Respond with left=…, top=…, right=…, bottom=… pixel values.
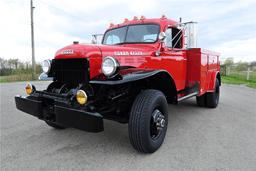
left=102, top=23, right=160, bottom=45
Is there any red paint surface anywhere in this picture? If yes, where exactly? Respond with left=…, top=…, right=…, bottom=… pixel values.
left=54, top=18, right=220, bottom=94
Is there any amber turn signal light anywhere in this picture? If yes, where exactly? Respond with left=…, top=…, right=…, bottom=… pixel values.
left=76, top=90, right=87, bottom=105
left=26, top=83, right=35, bottom=95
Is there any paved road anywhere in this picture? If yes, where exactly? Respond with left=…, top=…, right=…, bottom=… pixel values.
left=1, top=81, right=256, bottom=170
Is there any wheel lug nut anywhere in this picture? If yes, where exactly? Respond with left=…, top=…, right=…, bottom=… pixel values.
left=156, top=123, right=160, bottom=127
left=157, top=127, right=163, bottom=131
left=157, top=118, right=161, bottom=121
left=159, top=114, right=165, bottom=119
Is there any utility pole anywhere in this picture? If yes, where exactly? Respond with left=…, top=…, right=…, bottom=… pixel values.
left=30, top=0, right=36, bottom=80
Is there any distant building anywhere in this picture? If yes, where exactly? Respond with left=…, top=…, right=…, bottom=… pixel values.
left=250, top=61, right=256, bottom=66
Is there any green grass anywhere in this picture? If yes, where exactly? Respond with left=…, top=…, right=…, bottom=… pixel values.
left=221, top=74, right=256, bottom=89
left=0, top=74, right=41, bottom=83
left=0, top=78, right=7, bottom=83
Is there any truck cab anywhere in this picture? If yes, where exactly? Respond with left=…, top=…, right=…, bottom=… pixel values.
left=15, top=15, right=221, bottom=153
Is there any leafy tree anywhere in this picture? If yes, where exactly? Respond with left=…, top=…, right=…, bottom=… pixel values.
left=0, top=57, right=7, bottom=69
left=36, top=62, right=43, bottom=74
left=8, top=59, right=14, bottom=69
left=19, top=63, right=25, bottom=70
left=224, top=57, right=234, bottom=67
left=235, top=60, right=249, bottom=75
left=13, top=59, right=20, bottom=69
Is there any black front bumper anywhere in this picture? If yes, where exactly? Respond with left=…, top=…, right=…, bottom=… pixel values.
left=15, top=95, right=104, bottom=132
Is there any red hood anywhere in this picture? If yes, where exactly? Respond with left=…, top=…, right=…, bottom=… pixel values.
left=54, top=43, right=159, bottom=59
left=54, top=43, right=161, bottom=79
left=54, top=43, right=101, bottom=59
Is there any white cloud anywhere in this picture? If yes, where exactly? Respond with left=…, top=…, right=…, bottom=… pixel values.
left=208, top=38, right=256, bottom=63
left=0, top=0, right=255, bottom=64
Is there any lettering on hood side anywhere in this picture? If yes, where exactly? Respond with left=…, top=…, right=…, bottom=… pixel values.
left=114, top=51, right=143, bottom=55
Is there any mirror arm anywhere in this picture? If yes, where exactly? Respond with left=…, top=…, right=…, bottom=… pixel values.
left=160, top=40, right=165, bottom=52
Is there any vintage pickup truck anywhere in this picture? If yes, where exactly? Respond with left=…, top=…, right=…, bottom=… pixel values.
left=15, top=15, right=221, bottom=153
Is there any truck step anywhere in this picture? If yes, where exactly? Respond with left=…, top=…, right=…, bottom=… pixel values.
left=177, top=92, right=197, bottom=102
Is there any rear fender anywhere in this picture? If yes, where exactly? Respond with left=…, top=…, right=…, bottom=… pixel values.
left=205, top=71, right=221, bottom=93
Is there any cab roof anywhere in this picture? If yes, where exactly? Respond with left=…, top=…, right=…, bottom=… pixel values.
left=105, top=17, right=179, bottom=32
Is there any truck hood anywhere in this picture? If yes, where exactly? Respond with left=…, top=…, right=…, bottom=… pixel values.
left=55, top=43, right=102, bottom=59
left=54, top=43, right=160, bottom=79
left=95, top=44, right=157, bottom=58
left=54, top=43, right=158, bottom=59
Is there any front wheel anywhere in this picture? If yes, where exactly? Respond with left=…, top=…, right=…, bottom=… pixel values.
left=128, top=89, right=168, bottom=153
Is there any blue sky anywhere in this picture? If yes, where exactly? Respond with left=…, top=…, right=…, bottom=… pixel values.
left=0, top=0, right=255, bottom=63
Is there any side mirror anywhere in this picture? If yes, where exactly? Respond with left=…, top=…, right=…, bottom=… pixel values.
left=158, top=32, right=166, bottom=40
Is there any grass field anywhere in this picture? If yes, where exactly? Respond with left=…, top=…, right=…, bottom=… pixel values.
left=221, top=66, right=256, bottom=89
left=0, top=74, right=41, bottom=83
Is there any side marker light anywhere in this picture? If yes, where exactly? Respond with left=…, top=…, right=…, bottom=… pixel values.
left=141, top=15, right=146, bottom=19
left=161, top=15, right=167, bottom=19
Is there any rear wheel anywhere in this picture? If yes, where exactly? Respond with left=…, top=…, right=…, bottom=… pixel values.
left=128, top=89, right=168, bottom=153
left=206, top=78, right=220, bottom=108
left=45, top=121, right=67, bottom=129
left=196, top=94, right=206, bottom=107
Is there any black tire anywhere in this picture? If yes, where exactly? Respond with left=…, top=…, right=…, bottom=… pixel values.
left=196, top=94, right=207, bottom=107
left=45, top=121, right=67, bottom=129
left=128, top=89, right=168, bottom=153
left=206, top=78, right=220, bottom=108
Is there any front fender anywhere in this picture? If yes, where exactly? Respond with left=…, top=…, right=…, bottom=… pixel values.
left=90, top=69, right=178, bottom=104
left=90, top=69, right=165, bottom=85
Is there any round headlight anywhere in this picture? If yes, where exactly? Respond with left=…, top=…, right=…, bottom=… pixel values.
left=76, top=90, right=87, bottom=105
left=101, top=57, right=120, bottom=77
left=42, top=59, right=51, bottom=74
left=26, top=83, right=35, bottom=95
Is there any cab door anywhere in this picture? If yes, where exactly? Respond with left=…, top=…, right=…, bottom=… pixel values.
left=161, top=27, right=187, bottom=91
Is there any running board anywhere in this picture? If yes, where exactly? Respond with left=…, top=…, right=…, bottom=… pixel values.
left=177, top=92, right=198, bottom=102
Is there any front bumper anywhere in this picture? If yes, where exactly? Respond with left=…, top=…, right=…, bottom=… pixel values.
left=15, top=95, right=104, bottom=132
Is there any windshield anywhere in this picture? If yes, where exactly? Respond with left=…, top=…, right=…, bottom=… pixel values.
left=102, top=24, right=159, bottom=45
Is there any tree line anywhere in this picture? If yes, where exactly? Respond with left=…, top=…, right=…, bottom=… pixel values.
left=223, top=57, right=256, bottom=76
left=224, top=57, right=256, bottom=67
left=0, top=57, right=43, bottom=76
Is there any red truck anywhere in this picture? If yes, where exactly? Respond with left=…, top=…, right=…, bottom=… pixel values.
left=15, top=15, right=221, bottom=153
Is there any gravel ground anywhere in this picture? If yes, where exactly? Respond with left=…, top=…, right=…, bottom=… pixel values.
left=1, top=81, right=256, bottom=171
